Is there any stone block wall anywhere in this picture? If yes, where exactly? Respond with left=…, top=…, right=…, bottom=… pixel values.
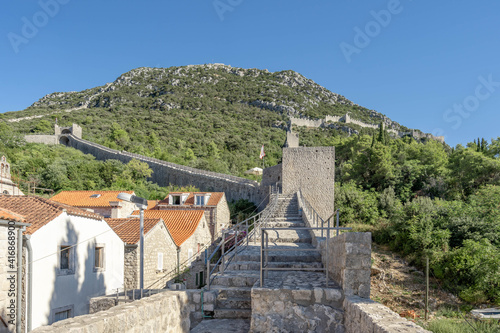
left=329, top=233, right=371, bottom=298
left=24, top=135, right=58, bottom=145
left=282, top=147, right=335, bottom=221
left=65, top=135, right=262, bottom=204
left=31, top=290, right=216, bottom=333
left=251, top=285, right=345, bottom=333
left=344, top=296, right=431, bottom=333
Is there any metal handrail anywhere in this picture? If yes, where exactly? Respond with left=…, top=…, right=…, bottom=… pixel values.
left=297, top=189, right=341, bottom=238
left=204, top=185, right=281, bottom=290
left=259, top=225, right=352, bottom=287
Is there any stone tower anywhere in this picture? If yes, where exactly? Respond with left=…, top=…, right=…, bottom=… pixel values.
left=0, top=156, right=24, bottom=195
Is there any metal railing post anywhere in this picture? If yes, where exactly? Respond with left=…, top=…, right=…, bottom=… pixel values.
left=326, top=227, right=330, bottom=287
left=265, top=232, right=269, bottom=279
left=221, top=233, right=226, bottom=273
left=260, top=231, right=264, bottom=287
left=206, top=249, right=211, bottom=290
left=234, top=229, right=238, bottom=261
left=336, top=210, right=340, bottom=237
left=246, top=220, right=249, bottom=246
left=327, top=217, right=331, bottom=239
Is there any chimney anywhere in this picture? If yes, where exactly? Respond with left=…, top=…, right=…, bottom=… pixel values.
left=109, top=201, right=122, bottom=218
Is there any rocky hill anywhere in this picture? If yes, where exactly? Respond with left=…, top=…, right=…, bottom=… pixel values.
left=1, top=64, right=423, bottom=177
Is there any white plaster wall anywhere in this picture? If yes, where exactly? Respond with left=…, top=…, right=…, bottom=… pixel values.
left=29, top=213, right=124, bottom=329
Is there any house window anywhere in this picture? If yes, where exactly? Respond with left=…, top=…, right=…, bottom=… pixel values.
left=157, top=253, right=164, bottom=271
left=59, top=245, right=74, bottom=275
left=195, top=195, right=205, bottom=206
left=172, top=195, right=181, bottom=205
left=52, top=305, right=73, bottom=323
left=195, top=271, right=205, bottom=288
left=94, top=245, right=104, bottom=271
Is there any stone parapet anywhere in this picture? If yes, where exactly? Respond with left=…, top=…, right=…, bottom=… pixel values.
left=329, top=232, right=371, bottom=298
left=344, top=296, right=431, bottom=333
left=251, top=272, right=345, bottom=333
left=32, top=289, right=216, bottom=332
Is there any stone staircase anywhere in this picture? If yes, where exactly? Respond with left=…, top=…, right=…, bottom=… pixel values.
left=191, top=193, right=325, bottom=332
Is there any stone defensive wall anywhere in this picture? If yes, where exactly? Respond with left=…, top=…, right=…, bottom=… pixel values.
left=290, top=114, right=445, bottom=143
left=282, top=146, right=335, bottom=221
left=24, top=135, right=58, bottom=145
left=64, top=134, right=262, bottom=203
left=31, top=289, right=216, bottom=333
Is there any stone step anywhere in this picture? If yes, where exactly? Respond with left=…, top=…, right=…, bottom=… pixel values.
left=237, top=245, right=322, bottom=263
left=261, top=229, right=312, bottom=243
left=216, top=297, right=251, bottom=309
left=214, top=308, right=252, bottom=319
left=227, top=261, right=323, bottom=271
left=190, top=319, right=250, bottom=333
left=262, top=221, right=305, bottom=228
left=211, top=271, right=259, bottom=287
left=267, top=216, right=302, bottom=221
left=210, top=286, right=251, bottom=299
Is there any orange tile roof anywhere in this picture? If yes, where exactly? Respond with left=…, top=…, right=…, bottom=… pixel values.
left=158, top=192, right=224, bottom=206
left=50, top=191, right=135, bottom=208
left=0, top=196, right=103, bottom=235
left=131, top=210, right=205, bottom=247
left=105, top=218, right=162, bottom=245
left=147, top=200, right=159, bottom=210
left=0, top=208, right=26, bottom=223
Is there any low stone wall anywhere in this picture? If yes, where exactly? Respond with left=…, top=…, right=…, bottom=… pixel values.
left=31, top=289, right=216, bottom=333
left=251, top=273, right=345, bottom=333
left=329, top=232, right=371, bottom=298
left=344, top=296, right=431, bottom=333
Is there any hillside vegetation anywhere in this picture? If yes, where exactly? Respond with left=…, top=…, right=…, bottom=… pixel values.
left=1, top=65, right=499, bottom=311
left=1, top=64, right=407, bottom=177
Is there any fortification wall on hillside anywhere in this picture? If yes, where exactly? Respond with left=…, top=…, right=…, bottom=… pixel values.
left=24, top=135, right=58, bottom=145
left=65, top=135, right=262, bottom=203
left=291, top=114, right=445, bottom=143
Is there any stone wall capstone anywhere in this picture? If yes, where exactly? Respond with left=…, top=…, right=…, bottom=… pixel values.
left=31, top=290, right=216, bottom=333
left=343, top=296, right=431, bottom=333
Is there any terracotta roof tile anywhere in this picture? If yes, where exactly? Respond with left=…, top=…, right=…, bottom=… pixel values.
left=0, top=208, right=26, bottom=223
left=105, top=218, right=161, bottom=245
left=131, top=210, right=205, bottom=247
left=0, top=196, right=103, bottom=235
left=158, top=192, right=224, bottom=207
left=51, top=190, right=135, bottom=208
left=147, top=200, right=159, bottom=210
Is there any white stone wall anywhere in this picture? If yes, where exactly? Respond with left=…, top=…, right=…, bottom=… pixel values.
left=29, top=213, right=124, bottom=329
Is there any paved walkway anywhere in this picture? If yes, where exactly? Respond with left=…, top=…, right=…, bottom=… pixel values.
left=190, top=319, right=250, bottom=333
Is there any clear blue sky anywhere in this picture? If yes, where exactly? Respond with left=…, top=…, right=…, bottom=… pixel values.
left=2, top=1, right=499, bottom=147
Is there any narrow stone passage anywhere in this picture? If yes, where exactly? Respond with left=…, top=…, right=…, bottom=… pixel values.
left=190, top=193, right=326, bottom=332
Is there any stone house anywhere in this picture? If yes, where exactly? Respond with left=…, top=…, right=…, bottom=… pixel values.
left=0, top=196, right=125, bottom=330
left=105, top=217, right=177, bottom=290
left=122, top=209, right=212, bottom=289
left=50, top=190, right=137, bottom=218
left=155, top=192, right=230, bottom=241
left=0, top=156, right=24, bottom=196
